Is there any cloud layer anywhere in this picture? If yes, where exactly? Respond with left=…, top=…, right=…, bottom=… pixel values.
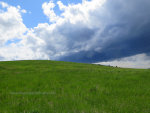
left=98, top=53, right=150, bottom=69
left=0, top=0, right=150, bottom=68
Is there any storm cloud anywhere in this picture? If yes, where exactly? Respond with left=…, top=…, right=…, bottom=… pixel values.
left=54, top=0, right=150, bottom=63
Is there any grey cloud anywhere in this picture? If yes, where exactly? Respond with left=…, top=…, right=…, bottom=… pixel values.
left=57, top=22, right=97, bottom=51
left=55, top=0, right=150, bottom=63
left=0, top=56, right=4, bottom=60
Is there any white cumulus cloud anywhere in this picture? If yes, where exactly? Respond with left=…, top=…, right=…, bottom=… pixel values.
left=0, top=2, right=27, bottom=46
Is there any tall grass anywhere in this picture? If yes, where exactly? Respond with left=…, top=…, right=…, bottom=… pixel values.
left=0, top=60, right=150, bottom=113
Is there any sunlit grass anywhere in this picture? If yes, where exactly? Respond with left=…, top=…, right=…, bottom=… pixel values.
left=0, top=60, right=150, bottom=113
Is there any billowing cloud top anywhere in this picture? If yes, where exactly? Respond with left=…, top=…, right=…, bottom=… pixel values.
left=0, top=0, right=150, bottom=68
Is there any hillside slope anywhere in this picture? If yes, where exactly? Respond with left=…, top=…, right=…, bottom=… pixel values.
left=0, top=60, right=150, bottom=113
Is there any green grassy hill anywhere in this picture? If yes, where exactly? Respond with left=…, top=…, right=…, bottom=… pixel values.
left=0, top=60, right=150, bottom=113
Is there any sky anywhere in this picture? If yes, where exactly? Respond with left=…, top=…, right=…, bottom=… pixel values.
left=0, top=0, right=150, bottom=69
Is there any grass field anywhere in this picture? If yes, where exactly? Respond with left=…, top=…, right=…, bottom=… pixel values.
left=0, top=60, right=150, bottom=113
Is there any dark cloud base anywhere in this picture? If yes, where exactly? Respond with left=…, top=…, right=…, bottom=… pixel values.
left=58, top=23, right=150, bottom=63
left=56, top=0, right=150, bottom=63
